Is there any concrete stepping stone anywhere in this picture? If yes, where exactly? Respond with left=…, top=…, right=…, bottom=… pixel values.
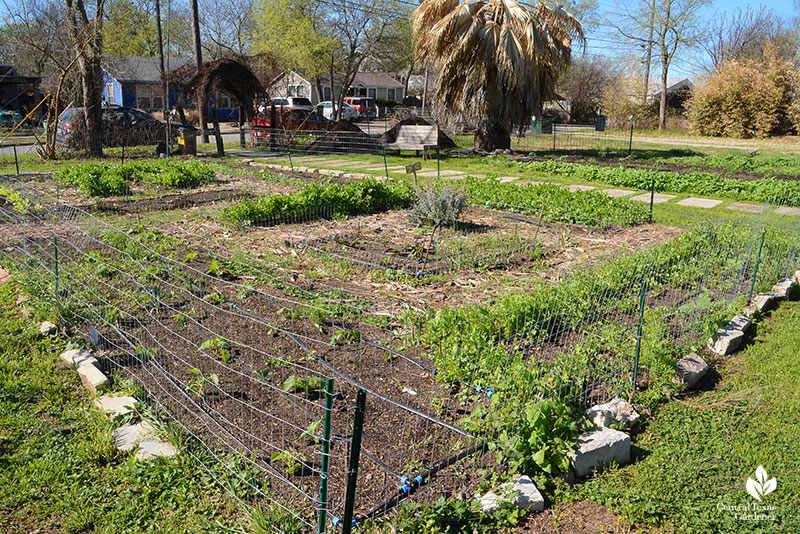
left=59, top=348, right=97, bottom=368
left=585, top=398, right=640, bottom=429
left=498, top=176, right=519, bottom=183
left=417, top=170, right=464, bottom=177
left=630, top=193, right=675, bottom=203
left=467, top=173, right=486, bottom=178
left=676, top=197, right=723, bottom=208
left=675, top=353, right=708, bottom=388
left=478, top=475, right=544, bottom=513
left=566, top=184, right=596, bottom=192
left=602, top=188, right=635, bottom=198
left=321, top=160, right=363, bottom=167
left=113, top=422, right=156, bottom=452
left=77, top=364, right=109, bottom=394
left=136, top=441, right=178, bottom=461
left=39, top=321, right=58, bottom=336
left=775, top=207, right=800, bottom=216
left=311, top=159, right=351, bottom=166
left=94, top=395, right=138, bottom=418
left=727, top=202, right=766, bottom=214
left=569, top=428, right=630, bottom=477
left=364, top=165, right=391, bottom=171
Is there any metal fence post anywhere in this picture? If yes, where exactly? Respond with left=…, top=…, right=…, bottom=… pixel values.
left=632, top=281, right=647, bottom=389
left=341, top=389, right=366, bottom=534
left=748, top=229, right=767, bottom=305
left=53, top=236, right=60, bottom=309
left=649, top=178, right=656, bottom=223
left=318, top=379, right=335, bottom=534
left=382, top=143, right=389, bottom=180
left=552, top=124, right=556, bottom=151
left=628, top=116, right=634, bottom=155
left=13, top=144, right=19, bottom=175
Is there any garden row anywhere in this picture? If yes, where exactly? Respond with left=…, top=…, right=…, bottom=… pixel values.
left=56, top=160, right=215, bottom=196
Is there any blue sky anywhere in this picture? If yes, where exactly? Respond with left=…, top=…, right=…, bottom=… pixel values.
left=584, top=0, right=798, bottom=79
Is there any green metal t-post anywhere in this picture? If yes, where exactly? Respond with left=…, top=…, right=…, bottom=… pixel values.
left=649, top=178, right=655, bottom=223
left=13, top=145, right=19, bottom=175
left=53, top=236, right=60, bottom=310
left=747, top=229, right=767, bottom=305
left=342, top=389, right=366, bottom=534
left=632, top=281, right=647, bottom=389
left=318, top=379, right=335, bottom=534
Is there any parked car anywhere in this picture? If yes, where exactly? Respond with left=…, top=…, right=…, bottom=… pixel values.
left=343, top=97, right=378, bottom=120
left=0, top=110, right=23, bottom=129
left=56, top=105, right=196, bottom=148
left=314, top=101, right=359, bottom=121
left=269, top=97, right=314, bottom=111
left=250, top=107, right=333, bottom=140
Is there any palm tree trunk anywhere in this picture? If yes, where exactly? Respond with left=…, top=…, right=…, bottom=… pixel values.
left=474, top=123, right=510, bottom=151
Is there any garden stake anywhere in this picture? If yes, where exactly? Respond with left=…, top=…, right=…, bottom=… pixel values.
left=342, top=389, right=366, bottom=534
left=287, top=146, right=294, bottom=171
left=747, top=229, right=767, bottom=305
left=53, top=236, right=60, bottom=309
left=436, top=144, right=440, bottom=180
left=552, top=123, right=556, bottom=151
left=382, top=144, right=389, bottom=180
left=632, top=281, right=647, bottom=389
left=318, top=378, right=334, bottom=534
left=649, top=178, right=655, bottom=222
left=628, top=116, right=634, bottom=155
left=13, top=144, right=19, bottom=175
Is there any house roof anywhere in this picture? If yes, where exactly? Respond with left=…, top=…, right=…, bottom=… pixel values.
left=646, top=77, right=693, bottom=98
left=103, top=56, right=192, bottom=84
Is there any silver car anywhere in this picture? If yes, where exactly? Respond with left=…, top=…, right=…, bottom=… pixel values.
left=314, top=101, right=359, bottom=121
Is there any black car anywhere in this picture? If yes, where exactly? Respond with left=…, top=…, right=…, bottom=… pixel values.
left=57, top=105, right=196, bottom=148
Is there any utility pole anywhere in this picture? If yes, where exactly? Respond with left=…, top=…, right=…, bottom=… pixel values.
left=642, top=0, right=656, bottom=105
left=190, top=0, right=209, bottom=143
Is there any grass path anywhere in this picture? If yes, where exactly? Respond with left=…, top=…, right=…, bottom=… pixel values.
left=0, top=281, right=250, bottom=533
left=576, top=300, right=800, bottom=533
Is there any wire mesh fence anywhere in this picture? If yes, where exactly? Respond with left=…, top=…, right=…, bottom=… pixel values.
left=511, top=123, right=634, bottom=156
left=1, top=174, right=799, bottom=531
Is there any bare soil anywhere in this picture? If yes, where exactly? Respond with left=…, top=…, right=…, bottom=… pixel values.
left=517, top=500, right=660, bottom=534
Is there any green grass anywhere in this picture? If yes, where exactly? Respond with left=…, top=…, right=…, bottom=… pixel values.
left=0, top=281, right=252, bottom=533
left=56, top=160, right=215, bottom=197
left=577, top=299, right=800, bottom=533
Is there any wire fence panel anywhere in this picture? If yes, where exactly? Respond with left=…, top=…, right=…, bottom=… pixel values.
left=1, top=174, right=799, bottom=531
left=512, top=124, right=633, bottom=155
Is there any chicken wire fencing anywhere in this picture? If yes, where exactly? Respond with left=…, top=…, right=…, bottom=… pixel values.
left=1, top=177, right=800, bottom=532
left=512, top=122, right=635, bottom=156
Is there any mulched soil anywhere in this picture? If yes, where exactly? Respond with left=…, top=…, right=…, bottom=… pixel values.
left=521, top=154, right=798, bottom=182
left=82, top=189, right=251, bottom=213
left=517, top=499, right=660, bottom=533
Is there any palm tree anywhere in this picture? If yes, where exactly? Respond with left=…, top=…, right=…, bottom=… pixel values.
left=413, top=0, right=583, bottom=151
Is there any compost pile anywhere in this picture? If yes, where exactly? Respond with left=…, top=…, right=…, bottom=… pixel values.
left=306, top=120, right=382, bottom=154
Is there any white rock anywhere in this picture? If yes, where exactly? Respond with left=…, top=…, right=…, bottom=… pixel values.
left=77, top=364, right=109, bottom=394
left=569, top=428, right=631, bottom=478
left=135, top=441, right=178, bottom=461
left=771, top=278, right=796, bottom=299
left=751, top=293, right=775, bottom=313
left=708, top=316, right=749, bottom=356
left=675, top=353, right=708, bottom=388
left=39, top=321, right=57, bottom=336
left=478, top=475, right=544, bottom=513
left=794, top=270, right=800, bottom=284
left=93, top=395, right=137, bottom=418
left=585, top=398, right=640, bottom=429
left=113, top=422, right=155, bottom=452
left=59, top=348, right=97, bottom=368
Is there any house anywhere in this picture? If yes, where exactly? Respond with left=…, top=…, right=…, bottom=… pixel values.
left=272, top=71, right=405, bottom=104
left=646, top=77, right=694, bottom=109
left=0, top=65, right=42, bottom=117
left=102, top=56, right=242, bottom=120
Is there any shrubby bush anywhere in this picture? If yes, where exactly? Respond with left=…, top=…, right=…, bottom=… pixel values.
left=688, top=46, right=798, bottom=138
left=408, top=186, right=466, bottom=227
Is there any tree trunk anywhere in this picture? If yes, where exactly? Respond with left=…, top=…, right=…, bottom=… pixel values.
left=79, top=49, right=104, bottom=157
left=314, top=76, right=323, bottom=105
left=642, top=0, right=656, bottom=105
left=474, top=123, right=510, bottom=151
left=659, top=55, right=668, bottom=130
left=329, top=58, right=337, bottom=120
left=190, top=0, right=209, bottom=143
left=403, top=61, right=413, bottom=100
left=155, top=0, right=169, bottom=149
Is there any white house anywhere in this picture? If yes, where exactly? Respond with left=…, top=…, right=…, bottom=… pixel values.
left=271, top=70, right=405, bottom=104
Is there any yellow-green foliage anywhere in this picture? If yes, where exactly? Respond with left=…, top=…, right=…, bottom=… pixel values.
left=688, top=46, right=797, bottom=138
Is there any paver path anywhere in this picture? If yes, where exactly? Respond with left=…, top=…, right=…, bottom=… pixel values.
left=676, top=197, right=724, bottom=208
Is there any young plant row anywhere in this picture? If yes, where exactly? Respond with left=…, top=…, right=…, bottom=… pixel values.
left=501, top=159, right=800, bottom=204
left=220, top=177, right=414, bottom=226
left=56, top=160, right=214, bottom=197
left=464, top=176, right=650, bottom=227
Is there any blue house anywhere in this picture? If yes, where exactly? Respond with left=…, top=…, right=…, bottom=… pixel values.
left=102, top=56, right=241, bottom=120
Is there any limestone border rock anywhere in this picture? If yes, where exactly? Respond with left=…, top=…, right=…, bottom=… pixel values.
left=477, top=475, right=545, bottom=513
left=59, top=348, right=97, bottom=368
left=584, top=398, right=640, bottom=429
left=675, top=352, right=708, bottom=389
left=76, top=364, right=109, bottom=394
left=568, top=428, right=631, bottom=478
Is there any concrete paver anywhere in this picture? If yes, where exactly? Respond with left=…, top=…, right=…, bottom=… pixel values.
left=630, top=193, right=676, bottom=203
left=676, top=197, right=723, bottom=208
left=602, top=188, right=636, bottom=198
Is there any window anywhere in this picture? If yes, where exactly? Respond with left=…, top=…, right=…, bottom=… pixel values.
left=106, top=83, right=115, bottom=105
left=136, top=84, right=162, bottom=110
left=387, top=88, right=395, bottom=101
left=368, top=88, right=376, bottom=99
left=296, top=85, right=306, bottom=97
left=217, top=92, right=232, bottom=109
left=324, top=87, right=332, bottom=100
left=287, top=85, right=295, bottom=96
